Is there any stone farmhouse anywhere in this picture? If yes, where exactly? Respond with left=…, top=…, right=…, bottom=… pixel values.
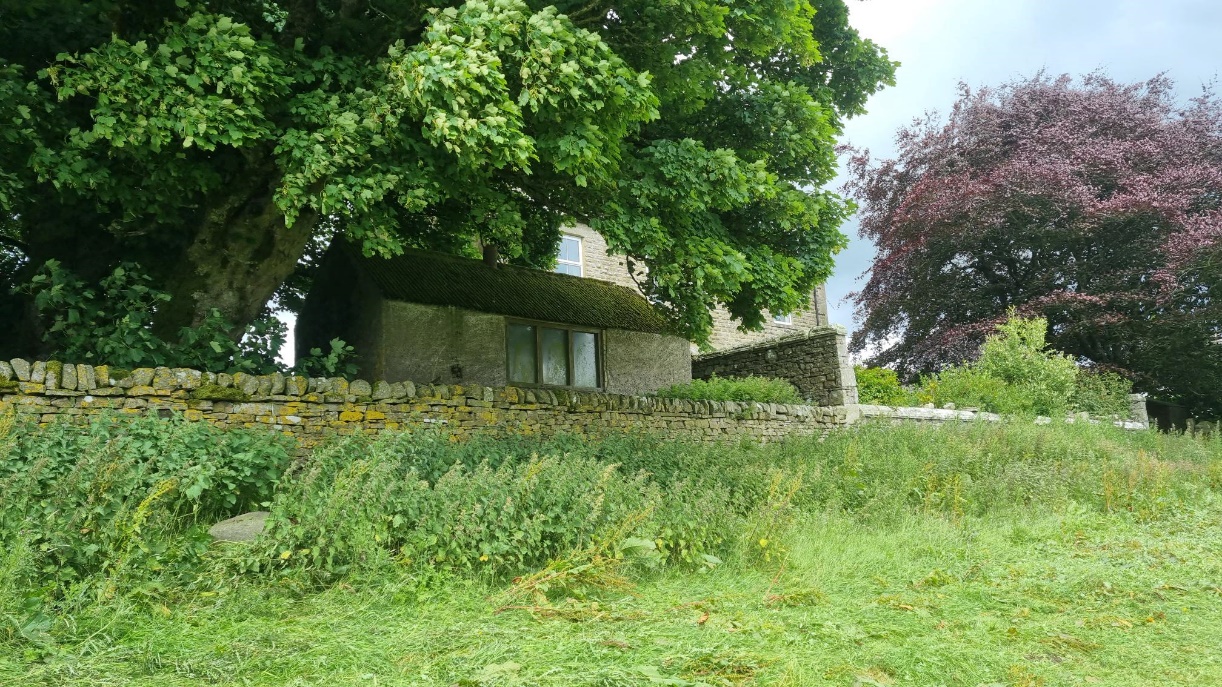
left=298, top=224, right=856, bottom=403
left=296, top=246, right=692, bottom=395
left=555, top=224, right=831, bottom=352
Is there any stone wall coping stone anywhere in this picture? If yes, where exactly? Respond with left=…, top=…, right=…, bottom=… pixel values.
left=857, top=403, right=1149, bottom=429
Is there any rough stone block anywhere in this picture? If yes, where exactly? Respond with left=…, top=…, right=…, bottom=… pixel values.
left=10, top=359, right=31, bottom=381
left=232, top=373, right=259, bottom=395
left=173, top=368, right=202, bottom=390
left=94, top=365, right=110, bottom=387
left=384, top=381, right=403, bottom=399
left=129, top=368, right=154, bottom=387
left=60, top=363, right=77, bottom=391
left=0, top=361, right=11, bottom=381
left=372, top=381, right=392, bottom=400
left=208, top=511, right=269, bottom=542
left=216, top=373, right=234, bottom=388
left=350, top=380, right=372, bottom=397
left=77, top=364, right=97, bottom=390
left=149, top=367, right=172, bottom=391
left=271, top=372, right=286, bottom=395
left=283, top=376, right=304, bottom=396
left=31, top=361, right=46, bottom=384
left=232, top=403, right=276, bottom=415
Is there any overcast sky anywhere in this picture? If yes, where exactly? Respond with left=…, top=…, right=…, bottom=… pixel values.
left=825, top=0, right=1222, bottom=331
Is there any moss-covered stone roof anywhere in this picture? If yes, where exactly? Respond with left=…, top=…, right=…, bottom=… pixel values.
left=349, top=248, right=675, bottom=335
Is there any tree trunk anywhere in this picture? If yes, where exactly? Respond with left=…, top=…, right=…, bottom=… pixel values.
left=156, top=175, right=319, bottom=338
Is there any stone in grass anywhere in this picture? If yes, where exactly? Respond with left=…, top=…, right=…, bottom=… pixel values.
left=208, top=511, right=270, bottom=542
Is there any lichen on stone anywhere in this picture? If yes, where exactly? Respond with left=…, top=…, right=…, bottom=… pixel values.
left=190, top=384, right=252, bottom=402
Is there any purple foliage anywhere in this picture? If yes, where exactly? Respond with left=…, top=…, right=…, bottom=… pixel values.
left=846, top=73, right=1221, bottom=412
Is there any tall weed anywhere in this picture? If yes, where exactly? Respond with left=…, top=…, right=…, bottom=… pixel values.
left=2, top=413, right=1219, bottom=607
left=0, top=413, right=292, bottom=593
left=247, top=431, right=738, bottom=581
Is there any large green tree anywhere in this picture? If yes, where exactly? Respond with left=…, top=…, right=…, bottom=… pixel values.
left=1, top=0, right=893, bottom=355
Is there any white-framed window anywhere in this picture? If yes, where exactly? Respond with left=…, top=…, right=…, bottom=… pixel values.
left=773, top=313, right=794, bottom=325
left=554, top=235, right=583, bottom=276
left=506, top=322, right=601, bottom=389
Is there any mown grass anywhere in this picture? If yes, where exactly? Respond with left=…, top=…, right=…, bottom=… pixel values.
left=2, top=417, right=1220, bottom=686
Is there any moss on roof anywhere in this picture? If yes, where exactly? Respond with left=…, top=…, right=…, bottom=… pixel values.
left=348, top=248, right=675, bottom=335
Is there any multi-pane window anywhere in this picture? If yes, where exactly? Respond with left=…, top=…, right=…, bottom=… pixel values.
left=773, top=313, right=794, bottom=325
left=507, top=322, right=600, bottom=389
left=554, top=235, right=583, bottom=276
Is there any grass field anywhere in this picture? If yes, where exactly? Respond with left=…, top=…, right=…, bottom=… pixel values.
left=2, top=418, right=1220, bottom=685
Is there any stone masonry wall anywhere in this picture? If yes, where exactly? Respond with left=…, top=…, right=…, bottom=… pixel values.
left=0, top=359, right=854, bottom=446
left=562, top=223, right=827, bottom=353
left=691, top=326, right=859, bottom=406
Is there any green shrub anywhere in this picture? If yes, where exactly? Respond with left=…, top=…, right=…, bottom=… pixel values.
left=294, top=338, right=358, bottom=378
left=0, top=412, right=293, bottom=591
left=1072, top=369, right=1133, bottom=417
left=918, top=313, right=1136, bottom=418
left=854, top=366, right=910, bottom=405
left=21, top=260, right=287, bottom=374
left=19, top=261, right=358, bottom=378
left=920, top=313, right=1078, bottom=415
left=656, top=374, right=803, bottom=404
left=973, top=314, right=1078, bottom=414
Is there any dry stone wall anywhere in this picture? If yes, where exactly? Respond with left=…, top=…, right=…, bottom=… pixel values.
left=0, top=359, right=855, bottom=445
left=692, top=326, right=859, bottom=406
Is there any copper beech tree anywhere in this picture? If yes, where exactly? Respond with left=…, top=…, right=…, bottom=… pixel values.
left=847, top=74, right=1221, bottom=413
left=0, top=0, right=894, bottom=359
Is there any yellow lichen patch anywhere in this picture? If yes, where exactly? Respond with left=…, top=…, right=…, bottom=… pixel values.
left=365, top=410, right=387, bottom=421
left=339, top=411, right=364, bottom=422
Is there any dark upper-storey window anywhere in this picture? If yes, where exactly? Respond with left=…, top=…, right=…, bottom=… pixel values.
left=506, top=322, right=600, bottom=389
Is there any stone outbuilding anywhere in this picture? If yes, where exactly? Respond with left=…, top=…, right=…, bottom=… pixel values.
left=296, top=247, right=691, bottom=395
